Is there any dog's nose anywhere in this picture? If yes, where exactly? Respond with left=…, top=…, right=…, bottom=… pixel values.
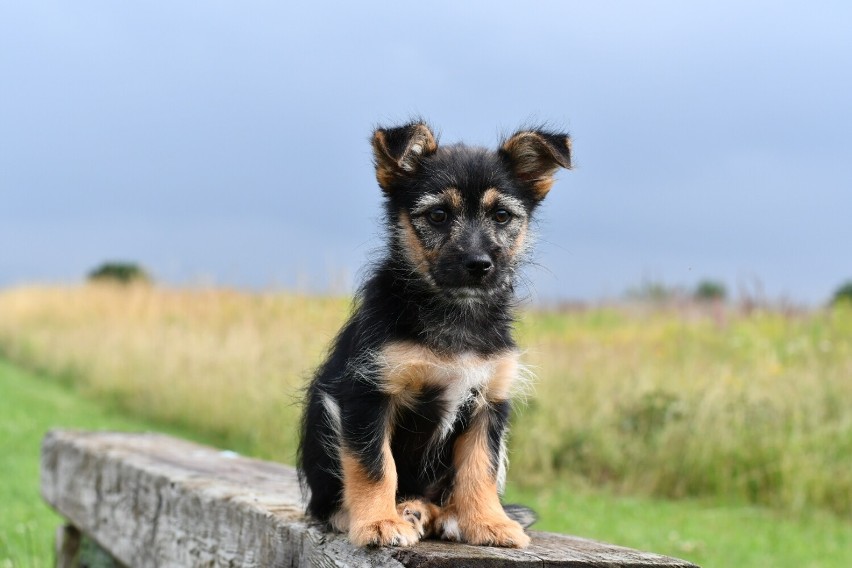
left=463, top=253, right=493, bottom=277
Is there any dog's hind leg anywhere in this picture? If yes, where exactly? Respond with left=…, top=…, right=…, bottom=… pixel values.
left=396, top=499, right=441, bottom=538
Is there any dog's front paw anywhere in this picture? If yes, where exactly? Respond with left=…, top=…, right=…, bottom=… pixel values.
left=437, top=509, right=530, bottom=548
left=349, top=518, right=421, bottom=547
left=462, top=517, right=530, bottom=548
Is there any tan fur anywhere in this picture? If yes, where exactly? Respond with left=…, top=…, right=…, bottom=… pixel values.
left=372, top=130, right=397, bottom=191
left=443, top=187, right=463, bottom=210
left=481, top=188, right=501, bottom=210
left=378, top=341, right=519, bottom=405
left=529, top=178, right=555, bottom=197
left=403, top=124, right=438, bottom=166
left=341, top=443, right=420, bottom=546
left=501, top=132, right=570, bottom=200
left=396, top=499, right=441, bottom=538
left=487, top=354, right=518, bottom=402
left=372, top=125, right=437, bottom=192
left=438, top=413, right=530, bottom=547
left=509, top=222, right=529, bottom=260
left=398, top=212, right=438, bottom=281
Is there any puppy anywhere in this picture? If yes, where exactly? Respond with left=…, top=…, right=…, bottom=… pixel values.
left=298, top=121, right=571, bottom=548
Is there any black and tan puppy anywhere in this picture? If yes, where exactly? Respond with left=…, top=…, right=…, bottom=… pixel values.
left=298, top=121, right=571, bottom=548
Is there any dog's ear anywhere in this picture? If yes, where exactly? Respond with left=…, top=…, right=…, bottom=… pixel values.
left=500, top=129, right=572, bottom=200
left=372, top=122, right=438, bottom=192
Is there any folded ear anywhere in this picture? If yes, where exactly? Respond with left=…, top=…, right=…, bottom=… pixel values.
left=500, top=129, right=572, bottom=200
left=371, top=122, right=438, bottom=192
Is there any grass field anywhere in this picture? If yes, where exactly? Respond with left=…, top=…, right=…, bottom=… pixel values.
left=2, top=357, right=850, bottom=567
left=0, top=359, right=224, bottom=567
left=505, top=485, right=852, bottom=567
left=1, top=284, right=851, bottom=567
left=1, top=284, right=849, bottom=517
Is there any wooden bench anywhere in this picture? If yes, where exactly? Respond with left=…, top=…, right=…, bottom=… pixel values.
left=41, top=430, right=699, bottom=567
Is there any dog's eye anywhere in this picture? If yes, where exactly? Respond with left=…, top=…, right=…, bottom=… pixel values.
left=428, top=208, right=448, bottom=225
left=493, top=209, right=511, bottom=224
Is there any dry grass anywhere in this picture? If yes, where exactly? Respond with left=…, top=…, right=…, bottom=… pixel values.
left=0, top=284, right=850, bottom=517
left=0, top=285, right=348, bottom=461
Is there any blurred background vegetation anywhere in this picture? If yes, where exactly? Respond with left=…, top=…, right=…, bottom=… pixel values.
left=1, top=276, right=851, bottom=567
left=86, top=261, right=152, bottom=286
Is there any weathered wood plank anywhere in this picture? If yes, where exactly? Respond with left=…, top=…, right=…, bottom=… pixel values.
left=41, top=430, right=699, bottom=567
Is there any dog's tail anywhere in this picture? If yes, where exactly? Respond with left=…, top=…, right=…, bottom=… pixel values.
left=502, top=504, right=538, bottom=529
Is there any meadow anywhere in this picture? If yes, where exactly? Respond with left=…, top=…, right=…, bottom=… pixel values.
left=5, top=358, right=850, bottom=568
left=0, top=359, right=223, bottom=567
left=0, top=284, right=851, bottom=566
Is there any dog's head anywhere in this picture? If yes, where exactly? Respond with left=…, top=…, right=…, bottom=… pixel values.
left=372, top=122, right=571, bottom=302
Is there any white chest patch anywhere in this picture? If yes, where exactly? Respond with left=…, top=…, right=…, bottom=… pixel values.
left=433, top=352, right=496, bottom=438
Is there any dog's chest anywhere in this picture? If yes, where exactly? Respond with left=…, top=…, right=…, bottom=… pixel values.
left=378, top=342, right=518, bottom=438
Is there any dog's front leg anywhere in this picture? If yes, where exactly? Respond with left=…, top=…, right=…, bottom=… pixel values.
left=338, top=394, right=419, bottom=547
left=439, top=401, right=531, bottom=548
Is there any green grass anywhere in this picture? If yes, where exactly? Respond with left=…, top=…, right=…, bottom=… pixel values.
left=2, top=357, right=851, bottom=567
left=506, top=484, right=852, bottom=568
left=0, top=359, right=222, bottom=567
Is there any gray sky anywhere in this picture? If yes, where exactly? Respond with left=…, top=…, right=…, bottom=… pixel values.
left=2, top=1, right=850, bottom=304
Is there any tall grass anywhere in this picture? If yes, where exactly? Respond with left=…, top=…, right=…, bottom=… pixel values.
left=0, top=284, right=849, bottom=517
left=0, top=285, right=347, bottom=461
left=513, top=306, right=852, bottom=516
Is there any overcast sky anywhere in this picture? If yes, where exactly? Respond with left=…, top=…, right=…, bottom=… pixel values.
left=2, top=1, right=850, bottom=304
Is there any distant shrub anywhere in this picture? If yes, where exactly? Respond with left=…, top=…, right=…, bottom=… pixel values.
left=87, top=262, right=151, bottom=285
left=831, top=281, right=852, bottom=306
left=694, top=280, right=727, bottom=302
